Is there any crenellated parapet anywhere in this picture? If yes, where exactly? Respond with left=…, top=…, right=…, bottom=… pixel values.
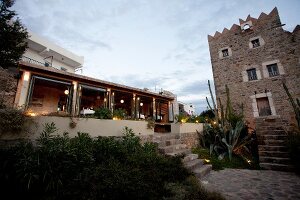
left=208, top=7, right=299, bottom=42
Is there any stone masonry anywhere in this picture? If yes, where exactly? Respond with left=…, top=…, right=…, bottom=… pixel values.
left=208, top=8, right=300, bottom=171
left=208, top=7, right=300, bottom=129
left=0, top=67, right=18, bottom=107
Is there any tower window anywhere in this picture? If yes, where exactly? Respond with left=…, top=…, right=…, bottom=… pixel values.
left=267, top=64, right=279, bottom=77
left=251, top=39, right=260, bottom=48
left=247, top=68, right=257, bottom=81
left=222, top=49, right=229, bottom=57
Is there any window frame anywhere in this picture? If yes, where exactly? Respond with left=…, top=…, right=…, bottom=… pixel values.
left=247, top=68, right=258, bottom=81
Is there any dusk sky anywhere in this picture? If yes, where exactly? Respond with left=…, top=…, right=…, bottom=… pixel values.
left=13, top=0, right=300, bottom=113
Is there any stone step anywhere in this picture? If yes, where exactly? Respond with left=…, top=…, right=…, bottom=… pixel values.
left=259, top=151, right=289, bottom=157
left=156, top=138, right=181, bottom=147
left=260, top=163, right=294, bottom=171
left=193, top=165, right=212, bottom=179
left=259, top=156, right=291, bottom=165
left=260, top=139, right=286, bottom=146
left=258, top=145, right=288, bottom=152
left=261, top=135, right=287, bottom=140
left=257, top=130, right=286, bottom=135
left=182, top=154, right=199, bottom=163
left=184, top=159, right=204, bottom=171
left=153, top=133, right=179, bottom=141
left=166, top=148, right=191, bottom=156
left=159, top=144, right=187, bottom=154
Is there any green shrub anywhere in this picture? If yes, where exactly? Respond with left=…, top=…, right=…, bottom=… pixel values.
left=94, top=107, right=112, bottom=119
left=113, top=108, right=127, bottom=119
left=0, top=123, right=224, bottom=199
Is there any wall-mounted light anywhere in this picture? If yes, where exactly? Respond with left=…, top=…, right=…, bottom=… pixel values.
left=137, top=97, right=140, bottom=100
left=120, top=99, right=124, bottom=103
left=64, top=89, right=69, bottom=95
left=23, top=71, right=30, bottom=81
left=140, top=102, right=143, bottom=106
left=104, top=98, right=107, bottom=102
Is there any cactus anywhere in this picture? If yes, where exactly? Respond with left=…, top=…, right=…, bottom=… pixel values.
left=283, top=82, right=300, bottom=128
left=206, top=80, right=219, bottom=123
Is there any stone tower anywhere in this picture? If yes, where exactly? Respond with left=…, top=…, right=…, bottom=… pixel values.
left=208, top=7, right=300, bottom=129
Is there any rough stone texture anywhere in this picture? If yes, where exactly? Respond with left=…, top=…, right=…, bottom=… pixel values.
left=0, top=67, right=18, bottom=107
left=139, top=134, right=153, bottom=144
left=202, top=169, right=300, bottom=200
left=180, top=132, right=199, bottom=149
left=208, top=8, right=300, bottom=129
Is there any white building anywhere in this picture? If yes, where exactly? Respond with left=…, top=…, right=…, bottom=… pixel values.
left=178, top=102, right=196, bottom=116
left=22, top=31, right=84, bottom=73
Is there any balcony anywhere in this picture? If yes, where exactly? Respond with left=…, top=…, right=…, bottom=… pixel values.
left=21, top=56, right=50, bottom=67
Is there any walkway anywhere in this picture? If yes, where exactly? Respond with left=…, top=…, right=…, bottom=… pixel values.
left=201, top=169, right=300, bottom=200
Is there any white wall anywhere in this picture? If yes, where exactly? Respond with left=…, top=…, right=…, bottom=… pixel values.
left=28, top=116, right=154, bottom=139
left=23, top=49, right=75, bottom=72
left=171, top=123, right=203, bottom=134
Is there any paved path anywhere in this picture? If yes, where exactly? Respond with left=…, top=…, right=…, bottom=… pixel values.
left=201, top=169, right=300, bottom=200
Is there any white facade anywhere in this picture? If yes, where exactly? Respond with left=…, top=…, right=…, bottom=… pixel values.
left=22, top=31, right=84, bottom=73
left=178, top=102, right=196, bottom=116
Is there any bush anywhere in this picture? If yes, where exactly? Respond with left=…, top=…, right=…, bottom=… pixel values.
left=113, top=108, right=127, bottom=119
left=0, top=123, right=224, bottom=199
left=94, top=107, right=112, bottom=119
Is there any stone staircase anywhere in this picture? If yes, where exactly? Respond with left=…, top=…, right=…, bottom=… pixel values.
left=153, top=133, right=212, bottom=179
left=256, top=118, right=293, bottom=171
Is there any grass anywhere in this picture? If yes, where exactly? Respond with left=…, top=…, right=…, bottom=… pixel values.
left=192, top=148, right=260, bottom=170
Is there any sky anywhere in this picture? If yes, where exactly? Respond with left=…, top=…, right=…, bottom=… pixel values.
left=13, top=0, right=300, bottom=114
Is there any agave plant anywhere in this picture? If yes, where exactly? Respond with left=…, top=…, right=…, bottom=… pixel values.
left=221, top=120, right=252, bottom=161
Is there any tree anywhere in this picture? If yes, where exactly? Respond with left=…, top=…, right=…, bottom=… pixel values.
left=0, top=0, right=28, bottom=69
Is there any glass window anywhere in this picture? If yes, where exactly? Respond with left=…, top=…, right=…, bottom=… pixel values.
left=267, top=64, right=279, bottom=77
left=251, top=39, right=260, bottom=48
left=247, top=68, right=257, bottom=81
left=222, top=49, right=229, bottom=57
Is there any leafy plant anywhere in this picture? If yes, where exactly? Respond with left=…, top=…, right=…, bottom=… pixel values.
left=113, top=108, right=127, bottom=119
left=201, top=81, right=254, bottom=162
left=283, top=82, right=300, bottom=128
left=0, top=0, right=28, bottom=69
left=0, top=123, right=224, bottom=199
left=94, top=107, right=112, bottom=119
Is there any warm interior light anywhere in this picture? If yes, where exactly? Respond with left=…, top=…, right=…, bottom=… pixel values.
left=213, top=121, right=217, bottom=125
left=64, top=89, right=69, bottom=95
left=137, top=97, right=140, bottom=100
left=140, top=102, right=143, bottom=106
left=104, top=98, right=107, bottom=102
left=120, top=99, right=124, bottom=103
left=23, top=72, right=30, bottom=81
left=107, top=88, right=111, bottom=92
left=196, top=120, right=199, bottom=123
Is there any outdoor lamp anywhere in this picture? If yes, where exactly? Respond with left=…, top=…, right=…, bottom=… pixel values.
left=64, top=89, right=69, bottom=95
left=120, top=99, right=124, bottom=103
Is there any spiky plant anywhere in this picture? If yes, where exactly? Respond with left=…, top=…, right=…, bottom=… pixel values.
left=283, top=82, right=300, bottom=128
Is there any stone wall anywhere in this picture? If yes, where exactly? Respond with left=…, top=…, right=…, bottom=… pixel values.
left=208, top=8, right=300, bottom=129
left=180, top=132, right=199, bottom=149
left=0, top=67, right=18, bottom=107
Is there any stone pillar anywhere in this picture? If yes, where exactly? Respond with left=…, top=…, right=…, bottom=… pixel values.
left=15, top=71, right=31, bottom=109
left=107, top=88, right=111, bottom=110
left=111, top=91, right=115, bottom=113
left=152, top=98, right=156, bottom=120
left=131, top=94, right=136, bottom=119
left=71, top=81, right=78, bottom=116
